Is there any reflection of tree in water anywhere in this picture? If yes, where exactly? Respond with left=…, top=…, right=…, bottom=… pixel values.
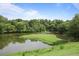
left=0, top=34, right=26, bottom=49
left=0, top=35, right=11, bottom=49
left=11, top=33, right=26, bottom=43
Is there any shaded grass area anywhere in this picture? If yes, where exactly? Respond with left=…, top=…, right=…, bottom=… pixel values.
left=8, top=33, right=79, bottom=56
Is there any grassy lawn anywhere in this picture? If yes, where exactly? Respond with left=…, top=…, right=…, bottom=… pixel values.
left=8, top=33, right=79, bottom=56
left=19, top=33, right=61, bottom=45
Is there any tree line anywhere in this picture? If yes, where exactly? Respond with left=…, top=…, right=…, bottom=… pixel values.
left=0, top=14, right=79, bottom=40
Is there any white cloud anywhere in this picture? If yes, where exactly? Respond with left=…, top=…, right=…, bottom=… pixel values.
left=0, top=3, right=24, bottom=15
left=0, top=3, right=39, bottom=20
left=0, top=3, right=52, bottom=20
left=25, top=10, right=38, bottom=16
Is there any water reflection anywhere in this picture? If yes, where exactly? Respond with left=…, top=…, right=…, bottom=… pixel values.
left=0, top=33, right=51, bottom=55
left=0, top=34, right=26, bottom=49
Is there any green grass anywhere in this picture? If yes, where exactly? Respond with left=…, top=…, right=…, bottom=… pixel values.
left=8, top=33, right=79, bottom=56
left=19, top=33, right=61, bottom=45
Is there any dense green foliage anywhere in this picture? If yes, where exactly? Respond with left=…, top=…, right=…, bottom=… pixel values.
left=0, top=14, right=79, bottom=41
left=68, top=14, right=79, bottom=40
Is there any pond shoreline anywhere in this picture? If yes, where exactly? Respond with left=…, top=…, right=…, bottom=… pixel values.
left=0, top=33, right=52, bottom=55
left=0, top=33, right=79, bottom=56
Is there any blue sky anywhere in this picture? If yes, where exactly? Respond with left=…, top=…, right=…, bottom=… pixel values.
left=0, top=3, right=79, bottom=20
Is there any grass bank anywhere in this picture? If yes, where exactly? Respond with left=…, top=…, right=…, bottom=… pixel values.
left=19, top=33, right=62, bottom=45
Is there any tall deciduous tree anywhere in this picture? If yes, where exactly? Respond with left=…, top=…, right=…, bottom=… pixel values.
left=68, top=14, right=79, bottom=40
left=5, top=23, right=16, bottom=33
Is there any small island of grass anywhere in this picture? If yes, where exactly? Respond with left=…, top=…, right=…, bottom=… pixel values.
left=19, top=33, right=61, bottom=45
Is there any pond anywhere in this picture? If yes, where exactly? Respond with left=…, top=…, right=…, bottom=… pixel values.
left=0, top=33, right=51, bottom=55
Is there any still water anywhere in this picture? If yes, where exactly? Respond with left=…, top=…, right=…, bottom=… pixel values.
left=0, top=33, right=51, bottom=55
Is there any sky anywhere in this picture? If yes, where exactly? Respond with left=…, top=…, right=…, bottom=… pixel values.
left=0, top=3, right=79, bottom=20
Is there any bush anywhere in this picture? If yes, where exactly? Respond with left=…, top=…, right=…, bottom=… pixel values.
left=59, top=45, right=64, bottom=49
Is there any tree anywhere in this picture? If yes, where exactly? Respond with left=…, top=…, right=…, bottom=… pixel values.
left=15, top=19, right=22, bottom=22
left=48, top=19, right=64, bottom=33
left=0, top=15, right=8, bottom=23
left=0, top=23, right=6, bottom=33
left=0, top=15, right=8, bottom=33
left=29, top=19, right=46, bottom=32
left=40, top=19, right=51, bottom=31
left=57, top=22, right=68, bottom=34
left=5, top=23, right=16, bottom=33
left=15, top=22, right=26, bottom=32
left=68, top=14, right=79, bottom=40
